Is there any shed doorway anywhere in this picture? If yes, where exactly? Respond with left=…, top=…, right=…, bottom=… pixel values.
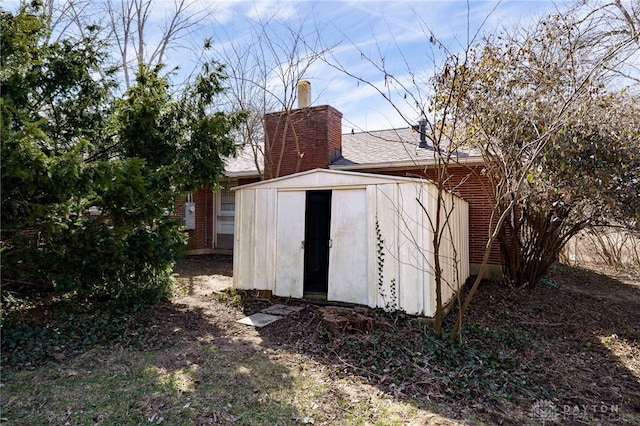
left=303, top=190, right=332, bottom=296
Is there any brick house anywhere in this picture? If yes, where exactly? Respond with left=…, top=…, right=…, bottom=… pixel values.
left=176, top=101, right=501, bottom=278
left=175, top=90, right=504, bottom=314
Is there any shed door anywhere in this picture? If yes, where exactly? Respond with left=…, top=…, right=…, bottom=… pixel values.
left=275, top=191, right=305, bottom=298
left=328, top=189, right=369, bottom=305
left=304, top=190, right=332, bottom=295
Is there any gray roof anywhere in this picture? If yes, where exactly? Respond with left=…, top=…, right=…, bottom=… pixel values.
left=223, top=127, right=479, bottom=178
left=335, top=127, right=434, bottom=166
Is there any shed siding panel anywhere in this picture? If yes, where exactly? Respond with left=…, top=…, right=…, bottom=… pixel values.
left=265, top=188, right=278, bottom=290
left=421, top=184, right=436, bottom=317
left=252, top=189, right=273, bottom=290
left=439, top=189, right=455, bottom=310
left=233, top=189, right=256, bottom=290
left=397, top=183, right=423, bottom=315
left=443, top=194, right=470, bottom=306
left=275, top=191, right=305, bottom=298
left=375, top=184, right=400, bottom=310
left=328, top=189, right=369, bottom=305
left=366, top=185, right=379, bottom=309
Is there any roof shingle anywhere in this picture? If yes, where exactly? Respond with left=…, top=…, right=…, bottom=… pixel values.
left=223, top=126, right=477, bottom=177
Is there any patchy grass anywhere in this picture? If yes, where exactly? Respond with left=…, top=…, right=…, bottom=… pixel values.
left=2, top=257, right=639, bottom=425
left=3, top=346, right=294, bottom=424
left=1, top=336, right=450, bottom=425
left=1, top=304, right=151, bottom=368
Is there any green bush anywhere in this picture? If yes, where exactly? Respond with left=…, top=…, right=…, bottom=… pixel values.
left=1, top=4, right=245, bottom=307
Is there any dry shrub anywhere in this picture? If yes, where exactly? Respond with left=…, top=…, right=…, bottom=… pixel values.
left=561, top=227, right=640, bottom=273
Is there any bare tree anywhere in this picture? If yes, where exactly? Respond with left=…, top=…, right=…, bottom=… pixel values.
left=324, top=9, right=491, bottom=338
left=209, top=5, right=335, bottom=178
left=324, top=1, right=639, bottom=340
left=573, top=0, right=640, bottom=84
left=43, top=0, right=213, bottom=88
left=444, top=2, right=640, bottom=339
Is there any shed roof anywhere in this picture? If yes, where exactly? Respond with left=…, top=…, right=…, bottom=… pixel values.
left=233, top=168, right=437, bottom=191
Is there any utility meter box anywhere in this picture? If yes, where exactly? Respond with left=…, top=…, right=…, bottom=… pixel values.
left=183, top=202, right=196, bottom=230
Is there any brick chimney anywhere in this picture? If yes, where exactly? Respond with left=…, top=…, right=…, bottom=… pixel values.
left=263, top=83, right=342, bottom=179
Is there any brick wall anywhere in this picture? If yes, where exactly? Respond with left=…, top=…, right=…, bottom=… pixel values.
left=435, top=165, right=501, bottom=266
left=264, top=105, right=343, bottom=178
left=174, top=188, right=214, bottom=251
left=174, top=177, right=260, bottom=252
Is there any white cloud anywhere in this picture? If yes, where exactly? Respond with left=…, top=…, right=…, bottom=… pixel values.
left=242, top=1, right=298, bottom=22
left=4, top=0, right=563, bottom=130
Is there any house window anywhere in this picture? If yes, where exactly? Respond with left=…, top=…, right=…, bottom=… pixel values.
left=216, top=187, right=235, bottom=249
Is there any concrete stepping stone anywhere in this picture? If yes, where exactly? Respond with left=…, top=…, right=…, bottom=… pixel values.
left=236, top=312, right=283, bottom=327
left=261, top=304, right=304, bottom=316
left=236, top=304, right=304, bottom=327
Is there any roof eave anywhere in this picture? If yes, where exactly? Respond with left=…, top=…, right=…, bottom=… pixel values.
left=329, top=155, right=484, bottom=171
left=224, top=170, right=262, bottom=178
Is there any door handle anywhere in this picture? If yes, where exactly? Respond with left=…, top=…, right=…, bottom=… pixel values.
left=328, top=239, right=333, bottom=248
left=301, top=240, right=305, bottom=249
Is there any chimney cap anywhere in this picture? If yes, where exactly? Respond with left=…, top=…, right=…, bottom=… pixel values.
left=297, top=80, right=311, bottom=109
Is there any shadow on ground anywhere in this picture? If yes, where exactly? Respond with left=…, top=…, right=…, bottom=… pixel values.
left=1, top=268, right=304, bottom=424
left=234, top=259, right=640, bottom=425
left=3, top=255, right=639, bottom=425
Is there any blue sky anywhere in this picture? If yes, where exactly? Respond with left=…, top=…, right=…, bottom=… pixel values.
left=198, top=1, right=561, bottom=131
left=5, top=0, right=562, bottom=131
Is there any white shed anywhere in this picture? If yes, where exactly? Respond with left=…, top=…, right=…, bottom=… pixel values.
left=232, top=169, right=469, bottom=317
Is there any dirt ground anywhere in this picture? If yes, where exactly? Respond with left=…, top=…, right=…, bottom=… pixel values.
left=3, top=255, right=638, bottom=425
left=169, top=255, right=472, bottom=424
left=170, top=254, right=640, bottom=425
